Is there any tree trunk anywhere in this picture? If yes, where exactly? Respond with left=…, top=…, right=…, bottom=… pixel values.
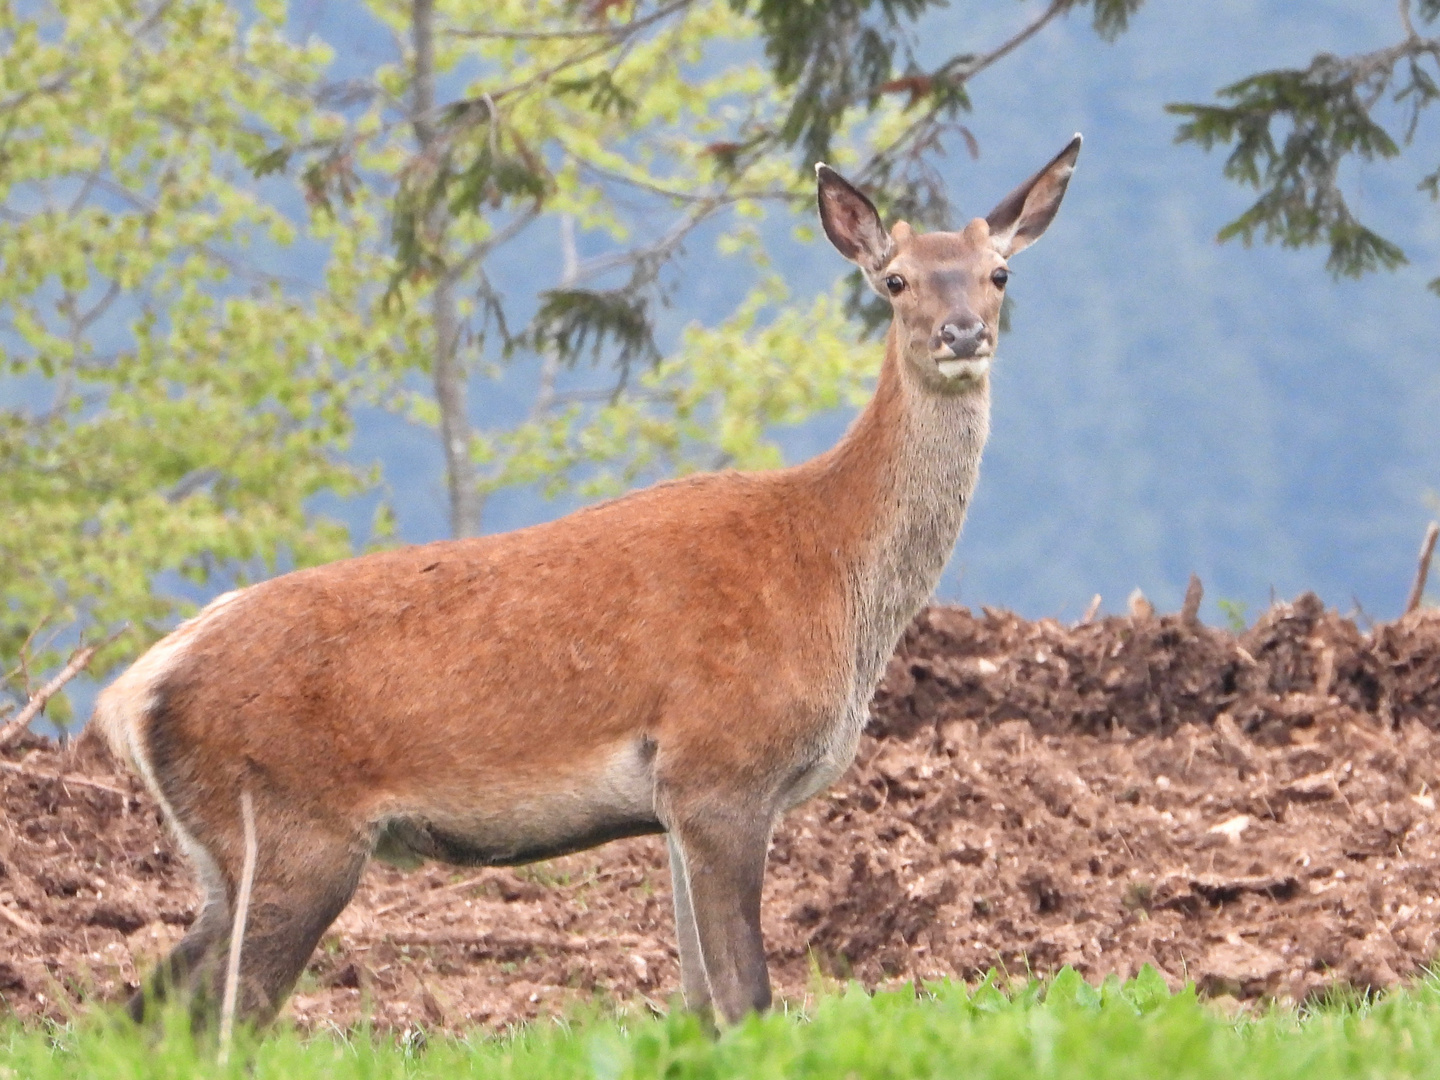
left=411, top=0, right=481, bottom=537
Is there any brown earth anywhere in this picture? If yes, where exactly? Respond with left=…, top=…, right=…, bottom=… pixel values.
left=3, top=593, right=1440, bottom=1032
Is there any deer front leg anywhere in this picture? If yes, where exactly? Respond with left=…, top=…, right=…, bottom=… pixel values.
left=665, top=806, right=772, bottom=1025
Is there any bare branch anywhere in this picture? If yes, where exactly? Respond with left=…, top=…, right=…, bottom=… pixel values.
left=949, top=0, right=1069, bottom=86
left=65, top=151, right=110, bottom=217
left=843, top=3, right=1074, bottom=193
left=0, top=760, right=130, bottom=798
left=1181, top=574, right=1204, bottom=626
left=544, top=385, right=668, bottom=409
left=448, top=0, right=694, bottom=42
left=531, top=213, right=581, bottom=420
left=0, top=904, right=40, bottom=936
left=1405, top=521, right=1439, bottom=614
left=442, top=0, right=696, bottom=129
left=413, top=0, right=481, bottom=537
left=1402, top=0, right=1419, bottom=41
left=448, top=205, right=542, bottom=282
left=87, top=177, right=315, bottom=292
left=0, top=625, right=129, bottom=750
left=74, top=279, right=123, bottom=334
left=574, top=157, right=804, bottom=206
left=571, top=195, right=721, bottom=285
left=5, top=615, right=52, bottom=694
left=0, top=71, right=78, bottom=118
left=372, top=871, right=489, bottom=916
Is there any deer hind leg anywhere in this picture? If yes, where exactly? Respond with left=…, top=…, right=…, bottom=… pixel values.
left=126, top=873, right=229, bottom=1024
left=136, top=795, right=368, bottom=1031
left=219, top=818, right=368, bottom=1028
left=666, top=834, right=713, bottom=1020
left=664, top=803, right=773, bottom=1025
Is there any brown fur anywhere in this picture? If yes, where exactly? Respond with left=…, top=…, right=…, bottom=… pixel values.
left=94, top=136, right=1081, bottom=1029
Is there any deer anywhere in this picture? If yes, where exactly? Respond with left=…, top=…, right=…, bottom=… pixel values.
left=90, top=135, right=1081, bottom=1030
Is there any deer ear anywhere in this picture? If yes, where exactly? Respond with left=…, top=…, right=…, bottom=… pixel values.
left=985, top=134, right=1082, bottom=258
left=816, top=164, right=894, bottom=272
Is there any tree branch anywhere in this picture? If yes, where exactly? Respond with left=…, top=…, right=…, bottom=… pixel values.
left=413, top=0, right=482, bottom=538
left=0, top=625, right=129, bottom=750
left=570, top=195, right=722, bottom=285
left=944, top=0, right=1070, bottom=87
left=448, top=0, right=695, bottom=42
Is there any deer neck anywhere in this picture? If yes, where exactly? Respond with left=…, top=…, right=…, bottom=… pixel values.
left=811, top=322, right=992, bottom=702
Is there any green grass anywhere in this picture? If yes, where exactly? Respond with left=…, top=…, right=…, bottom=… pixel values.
left=7, top=968, right=1440, bottom=1079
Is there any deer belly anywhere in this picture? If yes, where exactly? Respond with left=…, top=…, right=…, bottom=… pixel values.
left=372, top=740, right=661, bottom=868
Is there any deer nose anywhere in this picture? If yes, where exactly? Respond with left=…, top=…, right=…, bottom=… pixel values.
left=934, top=317, right=986, bottom=358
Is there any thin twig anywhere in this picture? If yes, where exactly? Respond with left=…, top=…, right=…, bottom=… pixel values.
left=0, top=625, right=128, bottom=750
left=448, top=0, right=693, bottom=43
left=543, top=386, right=670, bottom=408
left=574, top=157, right=802, bottom=206
left=1181, top=574, right=1204, bottom=626
left=1401, top=0, right=1418, bottom=42
left=3, top=615, right=51, bottom=694
left=1079, top=594, right=1102, bottom=625
left=0, top=761, right=130, bottom=798
left=86, top=178, right=313, bottom=292
left=0, top=904, right=41, bottom=935
left=1405, top=521, right=1439, bottom=614
left=572, top=195, right=720, bottom=284
left=948, top=0, right=1069, bottom=86
left=372, top=873, right=491, bottom=917
left=852, top=0, right=1070, bottom=187
left=218, top=789, right=258, bottom=1066
left=447, top=205, right=542, bottom=282
left=450, top=22, right=660, bottom=116
left=529, top=213, right=581, bottom=421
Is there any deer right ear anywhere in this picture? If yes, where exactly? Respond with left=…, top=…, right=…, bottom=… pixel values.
left=816, top=164, right=894, bottom=273
left=985, top=134, right=1082, bottom=258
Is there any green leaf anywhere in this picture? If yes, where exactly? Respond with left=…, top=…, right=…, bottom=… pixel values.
left=529, top=289, right=659, bottom=372
left=248, top=145, right=293, bottom=177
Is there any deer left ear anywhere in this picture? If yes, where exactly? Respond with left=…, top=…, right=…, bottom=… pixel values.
left=816, top=164, right=895, bottom=273
left=986, top=134, right=1082, bottom=258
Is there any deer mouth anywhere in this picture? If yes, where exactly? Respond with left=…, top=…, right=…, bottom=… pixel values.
left=934, top=357, right=990, bottom=381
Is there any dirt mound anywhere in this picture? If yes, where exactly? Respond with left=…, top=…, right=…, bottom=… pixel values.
left=873, top=592, right=1440, bottom=741
left=3, top=596, right=1440, bottom=1031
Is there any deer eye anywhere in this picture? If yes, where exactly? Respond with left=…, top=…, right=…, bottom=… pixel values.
left=991, top=267, right=1010, bottom=288
left=884, top=274, right=906, bottom=296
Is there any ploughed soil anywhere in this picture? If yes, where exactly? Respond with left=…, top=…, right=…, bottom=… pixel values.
left=4, top=592, right=1440, bottom=1032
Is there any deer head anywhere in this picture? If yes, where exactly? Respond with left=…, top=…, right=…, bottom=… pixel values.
left=816, top=135, right=1081, bottom=391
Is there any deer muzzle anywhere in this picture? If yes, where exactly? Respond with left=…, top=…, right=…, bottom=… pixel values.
left=933, top=317, right=989, bottom=357
left=931, top=317, right=992, bottom=380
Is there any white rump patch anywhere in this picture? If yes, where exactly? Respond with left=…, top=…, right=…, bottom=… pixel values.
left=88, top=587, right=251, bottom=902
